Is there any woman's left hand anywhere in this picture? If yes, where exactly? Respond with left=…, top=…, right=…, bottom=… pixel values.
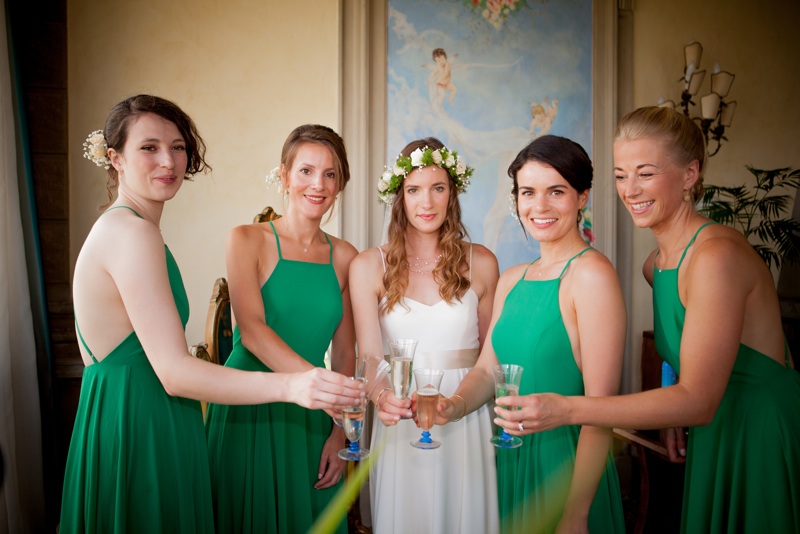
left=493, top=393, right=568, bottom=435
left=314, top=429, right=346, bottom=489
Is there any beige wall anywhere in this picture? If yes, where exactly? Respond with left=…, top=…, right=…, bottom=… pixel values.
left=68, top=0, right=343, bottom=344
left=625, top=0, right=800, bottom=377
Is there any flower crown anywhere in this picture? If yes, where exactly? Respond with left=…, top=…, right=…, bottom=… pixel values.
left=83, top=130, right=111, bottom=169
left=377, top=145, right=473, bottom=205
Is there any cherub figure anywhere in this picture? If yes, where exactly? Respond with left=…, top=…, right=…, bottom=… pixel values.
left=529, top=97, right=558, bottom=136
left=428, top=48, right=458, bottom=109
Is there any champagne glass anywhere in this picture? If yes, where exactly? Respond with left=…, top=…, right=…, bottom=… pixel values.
left=333, top=353, right=388, bottom=428
left=338, top=401, right=369, bottom=461
left=388, top=338, right=417, bottom=400
left=411, top=368, right=444, bottom=449
left=490, top=363, right=524, bottom=449
left=338, top=373, right=369, bottom=461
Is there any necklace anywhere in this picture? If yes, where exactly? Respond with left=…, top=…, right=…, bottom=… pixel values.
left=407, top=254, right=442, bottom=275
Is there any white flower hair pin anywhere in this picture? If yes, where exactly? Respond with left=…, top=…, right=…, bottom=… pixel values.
left=265, top=166, right=284, bottom=192
left=377, top=145, right=473, bottom=205
left=83, top=130, right=111, bottom=169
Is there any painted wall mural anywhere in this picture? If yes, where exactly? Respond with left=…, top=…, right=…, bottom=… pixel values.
left=387, top=0, right=593, bottom=271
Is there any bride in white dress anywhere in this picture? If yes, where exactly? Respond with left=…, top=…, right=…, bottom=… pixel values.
left=349, top=138, right=500, bottom=533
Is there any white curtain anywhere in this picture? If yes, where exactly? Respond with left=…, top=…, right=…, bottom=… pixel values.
left=0, top=1, right=46, bottom=531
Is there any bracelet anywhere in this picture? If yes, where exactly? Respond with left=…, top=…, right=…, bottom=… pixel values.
left=450, top=394, right=467, bottom=422
left=374, top=387, right=392, bottom=411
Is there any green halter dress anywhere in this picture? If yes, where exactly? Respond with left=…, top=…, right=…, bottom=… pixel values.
left=653, top=222, right=800, bottom=533
left=492, top=248, right=624, bottom=534
left=205, top=221, right=345, bottom=534
left=60, top=206, right=213, bottom=533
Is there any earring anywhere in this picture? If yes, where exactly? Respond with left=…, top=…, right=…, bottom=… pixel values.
left=683, top=189, right=691, bottom=202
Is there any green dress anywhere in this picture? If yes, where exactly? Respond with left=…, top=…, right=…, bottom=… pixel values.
left=492, top=249, right=624, bottom=534
left=653, top=222, right=800, bottom=533
left=205, top=221, right=345, bottom=534
left=60, top=207, right=213, bottom=533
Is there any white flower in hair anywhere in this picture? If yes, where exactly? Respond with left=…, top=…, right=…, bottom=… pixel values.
left=265, top=166, right=284, bottom=192
left=410, top=147, right=425, bottom=167
left=445, top=154, right=455, bottom=167
left=431, top=150, right=443, bottom=165
left=393, top=164, right=405, bottom=176
left=82, top=130, right=111, bottom=169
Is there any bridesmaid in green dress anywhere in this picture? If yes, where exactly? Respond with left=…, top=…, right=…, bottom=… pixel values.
left=439, top=135, right=626, bottom=533
left=205, top=124, right=358, bottom=533
left=61, top=97, right=363, bottom=533
left=510, top=106, right=800, bottom=533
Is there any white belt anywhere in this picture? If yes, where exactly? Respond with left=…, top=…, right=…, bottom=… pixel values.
left=387, top=348, right=480, bottom=371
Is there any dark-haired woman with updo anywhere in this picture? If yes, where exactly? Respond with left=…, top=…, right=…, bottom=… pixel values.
left=438, top=135, right=626, bottom=533
left=60, top=96, right=362, bottom=533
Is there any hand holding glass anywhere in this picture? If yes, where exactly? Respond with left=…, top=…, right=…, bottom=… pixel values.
left=411, top=368, right=444, bottom=449
left=491, top=364, right=524, bottom=449
left=338, top=376, right=369, bottom=461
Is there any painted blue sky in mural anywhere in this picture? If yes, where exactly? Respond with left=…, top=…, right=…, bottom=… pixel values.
left=387, top=0, right=592, bottom=270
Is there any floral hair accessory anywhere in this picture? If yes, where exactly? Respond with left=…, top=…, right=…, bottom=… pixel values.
left=377, top=145, right=473, bottom=205
left=83, top=130, right=111, bottom=169
left=265, top=166, right=282, bottom=190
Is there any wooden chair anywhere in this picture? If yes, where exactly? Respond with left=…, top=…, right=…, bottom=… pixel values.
left=253, top=206, right=282, bottom=223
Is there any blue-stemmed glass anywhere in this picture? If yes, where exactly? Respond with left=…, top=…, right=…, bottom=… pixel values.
left=490, top=364, right=524, bottom=449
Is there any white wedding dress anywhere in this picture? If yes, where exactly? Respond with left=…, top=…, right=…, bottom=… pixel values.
left=369, top=248, right=499, bottom=534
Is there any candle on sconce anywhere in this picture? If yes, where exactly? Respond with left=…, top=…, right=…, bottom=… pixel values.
left=711, top=70, right=736, bottom=98
left=701, top=93, right=721, bottom=119
left=687, top=70, right=706, bottom=96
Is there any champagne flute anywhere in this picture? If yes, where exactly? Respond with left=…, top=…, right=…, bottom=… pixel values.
left=388, top=338, right=418, bottom=400
left=490, top=363, right=524, bottom=449
left=411, top=368, right=444, bottom=449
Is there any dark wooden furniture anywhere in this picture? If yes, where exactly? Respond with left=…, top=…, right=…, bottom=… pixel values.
left=613, top=330, right=685, bottom=534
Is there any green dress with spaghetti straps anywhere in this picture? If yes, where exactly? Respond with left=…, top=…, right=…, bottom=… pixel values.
left=653, top=222, right=800, bottom=533
left=492, top=248, right=624, bottom=534
left=60, top=206, right=213, bottom=533
left=205, top=221, right=346, bottom=534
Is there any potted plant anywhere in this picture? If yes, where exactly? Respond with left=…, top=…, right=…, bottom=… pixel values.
left=700, top=166, right=800, bottom=270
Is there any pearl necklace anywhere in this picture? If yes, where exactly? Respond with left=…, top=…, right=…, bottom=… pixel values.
left=407, top=254, right=442, bottom=275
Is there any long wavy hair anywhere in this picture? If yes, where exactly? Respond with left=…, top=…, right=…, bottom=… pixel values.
left=382, top=137, right=471, bottom=314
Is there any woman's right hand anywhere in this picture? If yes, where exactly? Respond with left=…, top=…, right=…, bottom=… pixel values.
left=376, top=390, right=412, bottom=426
left=287, top=368, right=364, bottom=412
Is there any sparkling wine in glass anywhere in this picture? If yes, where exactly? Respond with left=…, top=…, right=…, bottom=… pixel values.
left=490, top=363, right=524, bottom=449
left=388, top=338, right=417, bottom=400
left=338, top=403, right=369, bottom=461
left=411, top=368, right=444, bottom=449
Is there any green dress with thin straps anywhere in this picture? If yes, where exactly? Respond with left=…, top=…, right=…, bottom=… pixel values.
left=492, top=249, right=624, bottom=534
left=653, top=222, right=800, bottom=533
left=205, top=221, right=346, bottom=534
left=60, top=207, right=213, bottom=533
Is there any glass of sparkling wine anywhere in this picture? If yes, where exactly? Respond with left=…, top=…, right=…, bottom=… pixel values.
left=388, top=338, right=418, bottom=401
left=490, top=363, right=524, bottom=449
left=411, top=368, right=444, bottom=449
left=338, top=378, right=369, bottom=461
